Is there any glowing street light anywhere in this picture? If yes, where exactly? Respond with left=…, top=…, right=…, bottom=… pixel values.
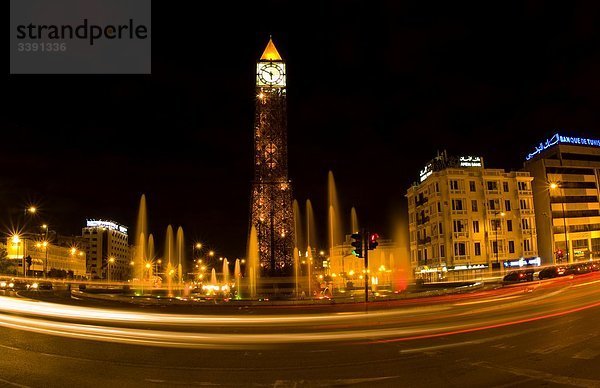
left=550, top=181, right=569, bottom=263
left=108, top=257, right=116, bottom=282
left=209, top=251, right=215, bottom=257
left=27, top=206, right=37, bottom=214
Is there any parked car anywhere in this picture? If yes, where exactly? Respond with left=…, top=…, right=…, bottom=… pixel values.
left=37, top=282, right=53, bottom=290
left=538, top=266, right=560, bottom=279
left=503, top=269, right=534, bottom=283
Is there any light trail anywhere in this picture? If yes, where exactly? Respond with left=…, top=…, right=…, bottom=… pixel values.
left=0, top=272, right=598, bottom=349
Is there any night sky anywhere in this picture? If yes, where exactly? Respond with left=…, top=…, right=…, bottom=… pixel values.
left=4, top=2, right=600, bottom=259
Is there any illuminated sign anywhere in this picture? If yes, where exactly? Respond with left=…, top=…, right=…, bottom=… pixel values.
left=503, top=257, right=541, bottom=268
left=459, top=156, right=482, bottom=167
left=526, top=133, right=600, bottom=161
left=419, top=163, right=433, bottom=182
left=86, top=220, right=128, bottom=234
left=450, top=264, right=488, bottom=271
left=419, top=153, right=483, bottom=182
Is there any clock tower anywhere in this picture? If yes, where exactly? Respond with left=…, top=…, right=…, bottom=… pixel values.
left=250, top=37, right=294, bottom=276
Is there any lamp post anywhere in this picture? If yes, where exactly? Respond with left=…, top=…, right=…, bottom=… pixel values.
left=108, top=257, right=115, bottom=282
left=493, top=211, right=506, bottom=267
left=550, top=182, right=569, bottom=263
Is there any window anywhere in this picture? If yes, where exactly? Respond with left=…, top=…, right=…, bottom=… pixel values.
left=520, top=199, right=528, bottom=209
left=473, top=220, right=479, bottom=233
left=437, top=202, right=441, bottom=213
left=471, top=200, right=478, bottom=212
left=522, top=218, right=530, bottom=230
left=503, top=182, right=509, bottom=192
left=469, top=181, right=476, bottom=192
left=435, top=182, right=439, bottom=193
left=507, top=220, right=513, bottom=232
left=508, top=241, right=515, bottom=253
left=505, top=200, right=511, bottom=211
left=474, top=242, right=481, bottom=256
left=487, top=181, right=498, bottom=191
left=440, top=244, right=445, bottom=258
left=439, top=222, right=443, bottom=235
left=452, top=199, right=464, bottom=211
left=492, top=241, right=498, bottom=254
left=424, top=248, right=428, bottom=260
left=518, top=181, right=528, bottom=191
left=450, top=180, right=459, bottom=190
left=454, top=242, right=467, bottom=256
left=488, top=199, right=500, bottom=210
left=453, top=220, right=466, bottom=233
left=524, top=239, right=531, bottom=251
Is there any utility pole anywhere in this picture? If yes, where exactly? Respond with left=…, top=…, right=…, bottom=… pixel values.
left=364, top=228, right=369, bottom=304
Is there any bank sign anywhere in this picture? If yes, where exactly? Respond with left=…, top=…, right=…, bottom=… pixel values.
left=526, top=133, right=600, bottom=161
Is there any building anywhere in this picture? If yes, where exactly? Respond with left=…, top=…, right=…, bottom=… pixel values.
left=407, top=152, right=538, bottom=280
left=249, top=37, right=294, bottom=276
left=523, top=133, right=600, bottom=264
left=81, top=220, right=130, bottom=280
left=328, top=236, right=409, bottom=292
left=5, top=236, right=86, bottom=278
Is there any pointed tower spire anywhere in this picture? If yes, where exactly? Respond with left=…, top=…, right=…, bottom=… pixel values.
left=260, top=37, right=283, bottom=61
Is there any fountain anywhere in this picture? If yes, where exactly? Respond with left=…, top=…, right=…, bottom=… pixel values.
left=211, top=268, right=217, bottom=285
left=176, top=227, right=185, bottom=286
left=293, top=200, right=304, bottom=253
left=351, top=207, right=359, bottom=233
left=247, top=226, right=259, bottom=299
left=164, top=225, right=175, bottom=296
left=306, top=199, right=316, bottom=253
left=222, top=259, right=230, bottom=288
left=234, top=259, right=242, bottom=299
left=328, top=171, right=343, bottom=259
left=293, top=247, right=300, bottom=298
left=306, top=244, right=313, bottom=298
left=134, top=194, right=148, bottom=283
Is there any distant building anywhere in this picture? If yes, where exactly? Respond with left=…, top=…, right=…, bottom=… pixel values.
left=5, top=237, right=86, bottom=278
left=81, top=220, right=130, bottom=280
left=328, top=236, right=409, bottom=291
left=523, top=133, right=600, bottom=264
left=407, top=152, right=538, bottom=280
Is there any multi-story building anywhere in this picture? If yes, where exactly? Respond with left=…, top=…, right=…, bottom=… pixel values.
left=5, top=236, right=87, bottom=278
left=407, top=152, right=538, bottom=280
left=523, top=133, right=600, bottom=264
left=81, top=220, right=130, bottom=280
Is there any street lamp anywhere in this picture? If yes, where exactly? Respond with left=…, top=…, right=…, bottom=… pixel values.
left=108, top=257, right=115, bottom=282
left=550, top=182, right=569, bottom=263
left=36, top=241, right=49, bottom=278
left=493, top=211, right=506, bottom=266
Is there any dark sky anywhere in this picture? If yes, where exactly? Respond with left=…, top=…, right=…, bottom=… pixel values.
left=3, top=1, right=600, bottom=258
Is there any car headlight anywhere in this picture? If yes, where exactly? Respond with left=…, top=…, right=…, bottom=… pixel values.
left=30, top=283, right=39, bottom=289
left=8, top=283, right=14, bottom=288
left=0, top=281, right=6, bottom=288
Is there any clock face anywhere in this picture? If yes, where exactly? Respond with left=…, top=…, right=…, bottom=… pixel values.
left=257, top=63, right=285, bottom=86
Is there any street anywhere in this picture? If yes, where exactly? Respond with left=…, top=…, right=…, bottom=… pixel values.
left=0, top=274, right=599, bottom=386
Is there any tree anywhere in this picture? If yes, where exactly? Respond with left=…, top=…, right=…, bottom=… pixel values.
left=0, top=247, right=18, bottom=275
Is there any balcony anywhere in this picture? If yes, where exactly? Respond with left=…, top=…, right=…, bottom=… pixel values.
left=415, top=197, right=429, bottom=207
left=417, top=216, right=430, bottom=225
left=520, top=208, right=535, bottom=215
left=453, top=232, right=469, bottom=239
left=417, top=237, right=432, bottom=245
left=518, top=189, right=533, bottom=196
left=451, top=209, right=468, bottom=215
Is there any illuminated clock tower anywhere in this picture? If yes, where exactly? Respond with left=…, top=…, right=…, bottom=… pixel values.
left=250, top=37, right=294, bottom=276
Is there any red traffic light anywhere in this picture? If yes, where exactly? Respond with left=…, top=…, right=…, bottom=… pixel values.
left=368, top=233, right=379, bottom=250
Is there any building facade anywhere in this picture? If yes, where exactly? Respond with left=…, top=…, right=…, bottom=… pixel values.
left=523, top=133, right=600, bottom=264
left=5, top=237, right=86, bottom=277
left=81, top=220, right=130, bottom=280
left=407, top=153, right=538, bottom=280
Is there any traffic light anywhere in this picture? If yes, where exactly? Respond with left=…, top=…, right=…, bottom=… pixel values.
left=351, top=233, right=363, bottom=258
left=368, top=233, right=380, bottom=250
left=25, top=256, right=32, bottom=267
left=556, top=249, right=564, bottom=262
